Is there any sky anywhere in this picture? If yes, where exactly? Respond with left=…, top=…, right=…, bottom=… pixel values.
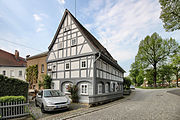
left=0, top=0, right=179, bottom=76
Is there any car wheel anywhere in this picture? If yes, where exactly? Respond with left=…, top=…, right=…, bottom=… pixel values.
left=35, top=100, right=38, bottom=107
left=41, top=104, right=46, bottom=113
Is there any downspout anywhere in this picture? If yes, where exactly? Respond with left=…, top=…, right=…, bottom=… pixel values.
left=94, top=52, right=101, bottom=63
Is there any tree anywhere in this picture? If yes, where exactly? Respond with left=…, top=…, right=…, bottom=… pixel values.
left=129, top=61, right=140, bottom=86
left=124, top=77, right=132, bottom=89
left=26, top=65, right=38, bottom=89
left=159, top=0, right=180, bottom=32
left=144, top=68, right=154, bottom=87
left=136, top=32, right=179, bottom=87
left=68, top=85, right=79, bottom=103
left=158, top=64, right=174, bottom=86
left=171, top=52, right=180, bottom=87
left=43, top=74, right=52, bottom=89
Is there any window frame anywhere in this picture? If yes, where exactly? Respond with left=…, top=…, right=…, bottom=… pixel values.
left=98, top=83, right=103, bottom=94
left=10, top=70, right=14, bottom=77
left=41, top=64, right=44, bottom=73
left=19, top=70, right=22, bottom=77
left=65, top=63, right=70, bottom=70
left=81, top=60, right=87, bottom=68
left=71, top=38, right=77, bottom=46
left=2, top=70, right=6, bottom=76
left=80, top=84, right=88, bottom=95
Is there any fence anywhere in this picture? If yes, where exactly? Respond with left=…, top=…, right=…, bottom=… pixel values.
left=0, top=101, right=29, bottom=119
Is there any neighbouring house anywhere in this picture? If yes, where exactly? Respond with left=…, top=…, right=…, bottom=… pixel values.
left=26, top=51, right=48, bottom=89
left=0, top=49, right=26, bottom=81
left=47, top=9, right=125, bottom=104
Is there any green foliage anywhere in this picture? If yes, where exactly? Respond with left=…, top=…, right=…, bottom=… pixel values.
left=144, top=68, right=154, bottom=86
left=136, top=86, right=174, bottom=89
left=43, top=74, right=52, bottom=89
left=137, top=73, right=144, bottom=86
left=171, top=49, right=180, bottom=86
left=158, top=64, right=174, bottom=86
left=68, top=85, right=79, bottom=103
left=136, top=32, right=179, bottom=87
left=124, top=77, right=132, bottom=89
left=0, top=75, right=28, bottom=99
left=26, top=65, right=38, bottom=88
left=0, top=96, right=26, bottom=103
left=38, top=80, right=43, bottom=89
left=129, top=61, right=140, bottom=85
left=159, top=0, right=180, bottom=32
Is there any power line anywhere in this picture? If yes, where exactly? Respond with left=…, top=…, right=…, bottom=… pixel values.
left=0, top=38, right=43, bottom=52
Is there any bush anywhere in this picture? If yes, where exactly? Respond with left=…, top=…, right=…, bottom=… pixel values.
left=0, top=96, right=26, bottom=103
left=68, top=85, right=79, bottom=103
left=0, top=75, right=28, bottom=100
left=43, top=74, right=52, bottom=89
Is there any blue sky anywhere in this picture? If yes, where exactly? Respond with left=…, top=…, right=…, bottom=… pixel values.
left=0, top=0, right=179, bottom=76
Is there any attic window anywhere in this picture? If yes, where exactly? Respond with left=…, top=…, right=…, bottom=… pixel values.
left=58, top=41, right=63, bottom=49
left=71, top=39, right=77, bottom=46
left=64, top=26, right=71, bottom=32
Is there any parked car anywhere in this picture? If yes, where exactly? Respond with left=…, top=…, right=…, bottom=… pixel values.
left=35, top=89, right=71, bottom=113
left=130, top=85, right=135, bottom=89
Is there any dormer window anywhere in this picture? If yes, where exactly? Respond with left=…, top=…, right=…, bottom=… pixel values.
left=71, top=39, right=77, bottom=46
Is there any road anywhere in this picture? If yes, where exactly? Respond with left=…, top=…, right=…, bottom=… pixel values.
left=71, top=88, right=180, bottom=120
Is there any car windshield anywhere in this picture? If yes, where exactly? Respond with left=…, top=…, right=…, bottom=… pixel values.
left=44, top=90, right=65, bottom=97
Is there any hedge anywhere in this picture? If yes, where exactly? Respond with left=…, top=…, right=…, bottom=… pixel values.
left=0, top=96, right=26, bottom=103
left=0, top=75, right=28, bottom=100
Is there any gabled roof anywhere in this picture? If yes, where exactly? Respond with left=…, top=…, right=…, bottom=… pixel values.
left=26, top=51, right=48, bottom=60
left=0, top=49, right=26, bottom=67
left=48, top=9, right=125, bottom=72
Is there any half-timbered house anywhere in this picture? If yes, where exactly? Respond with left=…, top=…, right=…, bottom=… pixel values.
left=47, top=9, right=125, bottom=104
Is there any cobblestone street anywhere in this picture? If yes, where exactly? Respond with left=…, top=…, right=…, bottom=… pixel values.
left=42, top=88, right=180, bottom=120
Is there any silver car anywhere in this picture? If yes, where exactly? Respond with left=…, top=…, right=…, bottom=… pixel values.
left=35, top=89, right=71, bottom=113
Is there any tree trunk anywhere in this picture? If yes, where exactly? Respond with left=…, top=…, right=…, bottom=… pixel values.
left=153, top=63, right=157, bottom=87
left=162, top=77, right=165, bottom=87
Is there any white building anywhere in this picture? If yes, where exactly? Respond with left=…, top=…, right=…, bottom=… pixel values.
left=47, top=9, right=125, bottom=104
left=0, top=49, right=26, bottom=81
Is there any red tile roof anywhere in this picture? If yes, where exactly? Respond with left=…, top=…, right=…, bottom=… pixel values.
left=0, top=49, right=26, bottom=67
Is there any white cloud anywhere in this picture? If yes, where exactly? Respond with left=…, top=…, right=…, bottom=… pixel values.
left=36, top=24, right=45, bottom=32
left=33, top=14, right=42, bottom=21
left=57, top=0, right=65, bottom=4
left=83, top=0, right=162, bottom=62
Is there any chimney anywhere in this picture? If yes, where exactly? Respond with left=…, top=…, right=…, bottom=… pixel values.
left=26, top=55, right=30, bottom=59
left=15, top=50, right=19, bottom=59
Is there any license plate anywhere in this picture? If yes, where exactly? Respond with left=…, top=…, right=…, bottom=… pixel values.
left=56, top=105, right=66, bottom=108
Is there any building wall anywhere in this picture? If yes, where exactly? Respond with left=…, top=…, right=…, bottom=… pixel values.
left=0, top=66, right=26, bottom=81
left=27, top=55, right=47, bottom=89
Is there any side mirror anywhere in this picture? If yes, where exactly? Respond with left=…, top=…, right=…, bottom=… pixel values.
left=37, top=94, right=42, bottom=98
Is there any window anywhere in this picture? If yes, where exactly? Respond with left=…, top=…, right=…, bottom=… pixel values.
left=80, top=84, right=88, bottom=95
left=65, top=63, right=70, bottom=70
left=10, top=70, right=14, bottom=77
left=71, top=39, right=76, bottom=46
left=98, top=83, right=103, bottom=94
left=105, top=83, right=109, bottom=93
left=41, top=64, right=44, bottom=73
left=81, top=60, right=86, bottom=68
left=52, top=65, right=56, bottom=71
left=19, top=71, right=22, bottom=76
left=58, top=41, right=63, bottom=49
left=2, top=71, right=6, bottom=76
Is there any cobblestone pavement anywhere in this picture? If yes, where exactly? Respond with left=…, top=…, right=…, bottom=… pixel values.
left=29, top=100, right=88, bottom=119
left=70, top=88, right=180, bottom=120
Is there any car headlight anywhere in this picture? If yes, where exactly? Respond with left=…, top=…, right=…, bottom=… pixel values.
left=46, top=101, right=54, bottom=105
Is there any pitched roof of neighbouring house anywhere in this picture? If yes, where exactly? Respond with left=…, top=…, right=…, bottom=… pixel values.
left=26, top=51, right=48, bottom=60
left=0, top=49, right=26, bottom=67
left=48, top=9, right=125, bottom=72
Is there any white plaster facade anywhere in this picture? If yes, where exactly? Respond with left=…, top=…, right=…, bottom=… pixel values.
left=0, top=66, right=26, bottom=81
